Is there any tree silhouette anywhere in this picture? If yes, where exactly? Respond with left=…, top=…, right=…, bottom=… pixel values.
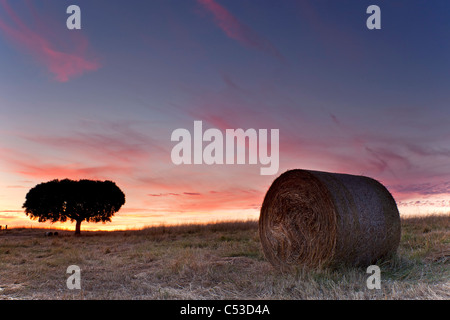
left=23, top=179, right=125, bottom=235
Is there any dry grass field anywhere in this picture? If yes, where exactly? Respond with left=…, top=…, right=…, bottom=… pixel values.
left=0, top=214, right=448, bottom=300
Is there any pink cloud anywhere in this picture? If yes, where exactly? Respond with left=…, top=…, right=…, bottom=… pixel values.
left=0, top=147, right=131, bottom=181
left=0, top=120, right=161, bottom=183
left=0, top=0, right=100, bottom=82
left=16, top=119, right=162, bottom=168
left=142, top=186, right=263, bottom=214
left=16, top=163, right=132, bottom=181
left=197, top=0, right=284, bottom=62
left=148, top=193, right=181, bottom=197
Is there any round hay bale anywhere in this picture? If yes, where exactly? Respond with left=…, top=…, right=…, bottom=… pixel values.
left=259, top=169, right=401, bottom=269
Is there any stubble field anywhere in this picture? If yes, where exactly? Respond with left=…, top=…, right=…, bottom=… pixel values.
left=0, top=214, right=448, bottom=300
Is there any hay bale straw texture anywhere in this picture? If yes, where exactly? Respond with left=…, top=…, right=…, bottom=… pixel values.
left=259, top=169, right=401, bottom=269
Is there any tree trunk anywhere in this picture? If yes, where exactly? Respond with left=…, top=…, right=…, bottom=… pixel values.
left=75, top=220, right=82, bottom=236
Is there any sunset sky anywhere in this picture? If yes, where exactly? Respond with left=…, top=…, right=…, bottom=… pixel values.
left=1, top=0, right=450, bottom=231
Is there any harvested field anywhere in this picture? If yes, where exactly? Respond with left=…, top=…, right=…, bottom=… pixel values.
left=0, top=215, right=448, bottom=300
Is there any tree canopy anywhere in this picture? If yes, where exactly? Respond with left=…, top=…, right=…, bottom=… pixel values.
left=23, top=179, right=125, bottom=235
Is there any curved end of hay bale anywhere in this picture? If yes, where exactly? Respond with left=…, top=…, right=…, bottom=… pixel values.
left=259, top=170, right=338, bottom=269
left=259, top=169, right=401, bottom=269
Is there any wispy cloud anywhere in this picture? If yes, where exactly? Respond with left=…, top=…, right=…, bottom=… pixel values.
left=21, top=121, right=155, bottom=166
left=197, top=0, right=284, bottom=62
left=2, top=150, right=133, bottom=180
left=0, top=0, right=100, bottom=82
left=143, top=187, right=263, bottom=213
left=364, top=146, right=411, bottom=176
left=1, top=120, right=159, bottom=181
left=391, top=181, right=450, bottom=196
left=183, top=192, right=201, bottom=196
left=0, top=210, right=23, bottom=214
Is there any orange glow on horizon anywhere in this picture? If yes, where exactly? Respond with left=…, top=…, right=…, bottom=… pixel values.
left=2, top=209, right=260, bottom=232
left=2, top=200, right=449, bottom=233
